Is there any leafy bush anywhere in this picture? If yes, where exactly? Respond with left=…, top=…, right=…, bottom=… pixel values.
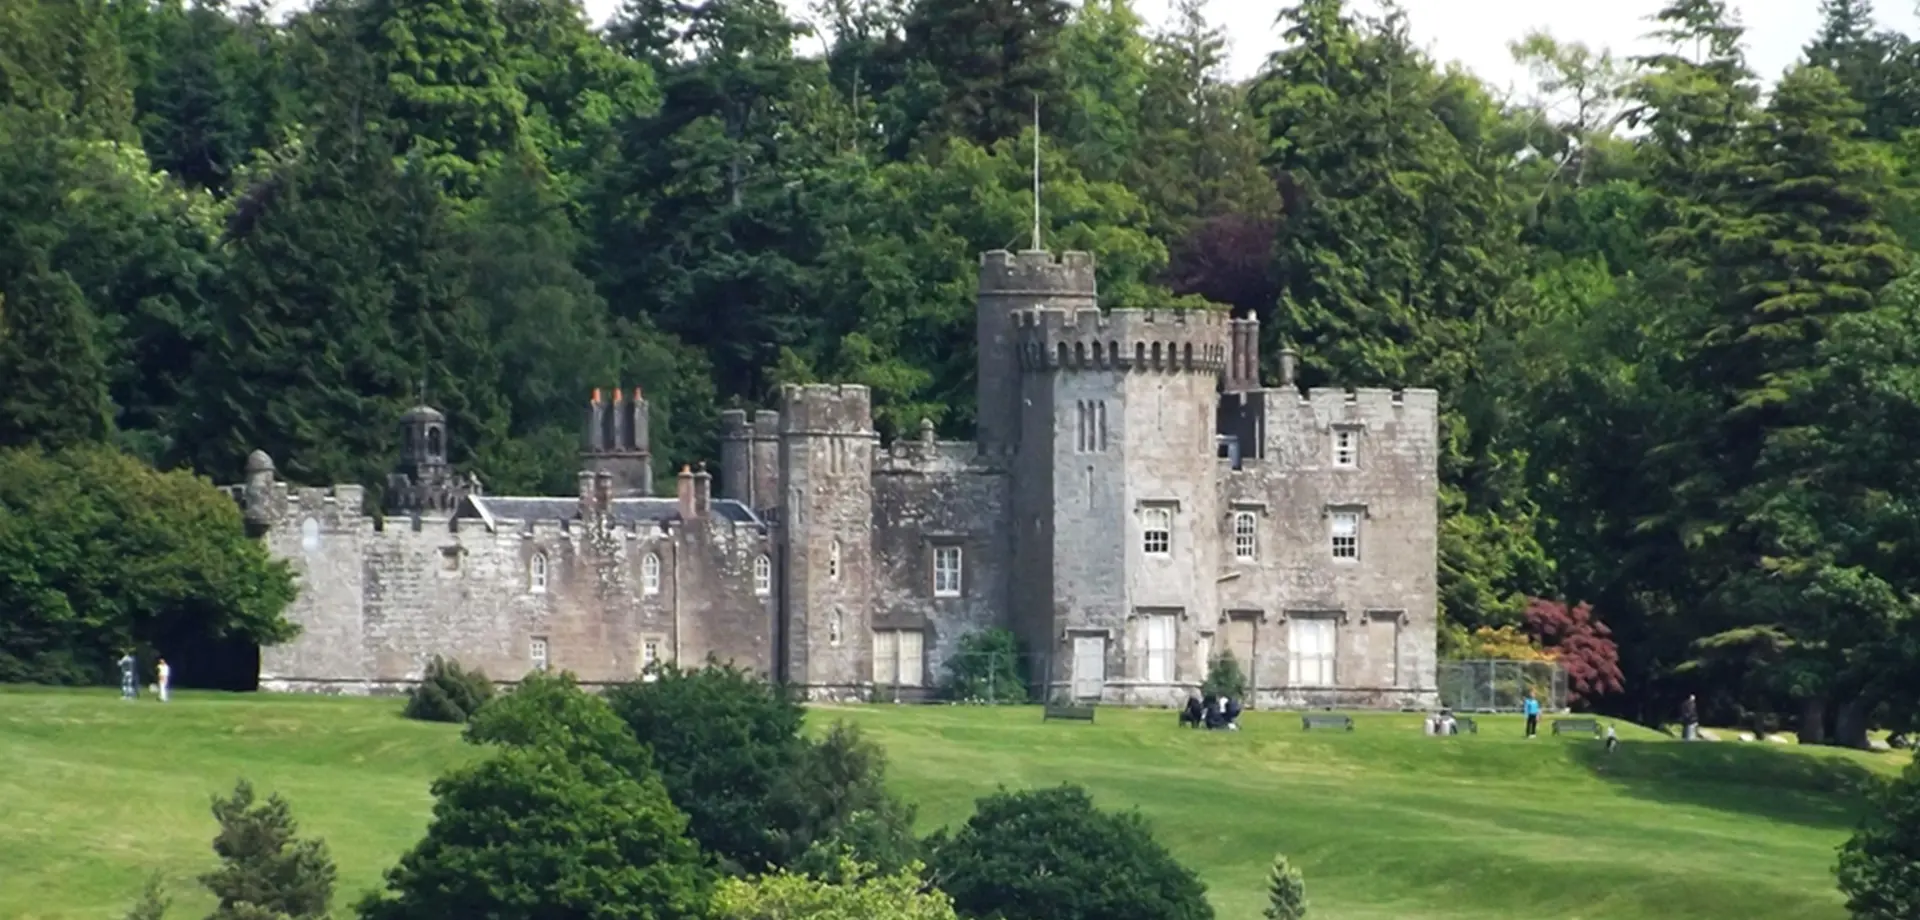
left=928, top=784, right=1212, bottom=920
left=942, top=628, right=1029, bottom=703
left=1524, top=598, right=1625, bottom=706
left=1835, top=758, right=1920, bottom=919
left=1202, top=652, right=1249, bottom=700
left=712, top=856, right=956, bottom=920
left=403, top=656, right=494, bottom=723
left=464, top=670, right=652, bottom=777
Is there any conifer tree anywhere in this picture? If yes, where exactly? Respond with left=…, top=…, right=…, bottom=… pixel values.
left=0, top=260, right=114, bottom=451
left=1263, top=854, right=1307, bottom=920
left=199, top=780, right=336, bottom=920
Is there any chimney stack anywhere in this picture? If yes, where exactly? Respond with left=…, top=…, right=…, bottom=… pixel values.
left=1278, top=347, right=1299, bottom=388
left=594, top=471, right=613, bottom=512
left=577, top=470, right=595, bottom=516
left=677, top=465, right=695, bottom=521
left=692, top=462, right=712, bottom=518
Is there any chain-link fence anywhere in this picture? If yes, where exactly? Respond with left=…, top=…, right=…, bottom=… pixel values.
left=864, top=644, right=1268, bottom=705
left=1439, top=659, right=1567, bottom=712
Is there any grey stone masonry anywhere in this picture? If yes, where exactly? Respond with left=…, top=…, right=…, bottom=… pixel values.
left=231, top=247, right=1437, bottom=709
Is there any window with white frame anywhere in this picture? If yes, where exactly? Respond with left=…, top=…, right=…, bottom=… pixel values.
left=1140, top=505, right=1172, bottom=555
left=828, top=539, right=841, bottom=581
left=642, top=552, right=662, bottom=594
left=530, top=636, right=550, bottom=672
left=1289, top=617, right=1336, bottom=686
left=528, top=552, right=548, bottom=593
left=1232, top=511, right=1258, bottom=561
left=1333, top=428, right=1358, bottom=468
left=753, top=554, right=772, bottom=596
left=933, top=546, right=963, bottom=597
left=871, top=629, right=924, bottom=687
left=1330, top=511, right=1360, bottom=560
left=641, top=639, right=660, bottom=671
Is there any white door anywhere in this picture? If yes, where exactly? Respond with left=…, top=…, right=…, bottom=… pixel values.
left=1195, top=633, right=1213, bottom=680
left=897, top=630, right=924, bottom=687
left=872, top=630, right=898, bottom=684
left=1072, top=636, right=1106, bottom=700
left=1142, top=615, right=1175, bottom=683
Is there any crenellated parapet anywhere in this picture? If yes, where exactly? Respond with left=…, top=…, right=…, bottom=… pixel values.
left=1013, top=307, right=1231, bottom=374
left=977, top=249, right=1100, bottom=298
left=1293, top=385, right=1440, bottom=418
left=779, top=384, right=874, bottom=435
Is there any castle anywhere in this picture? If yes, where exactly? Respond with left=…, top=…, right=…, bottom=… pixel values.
left=231, top=248, right=1440, bottom=708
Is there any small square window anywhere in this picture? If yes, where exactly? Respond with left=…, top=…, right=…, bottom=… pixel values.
left=530, top=637, right=549, bottom=672
left=933, top=546, right=963, bottom=597
left=1330, top=511, right=1360, bottom=561
left=1333, top=429, right=1358, bottom=468
left=1141, top=506, right=1173, bottom=556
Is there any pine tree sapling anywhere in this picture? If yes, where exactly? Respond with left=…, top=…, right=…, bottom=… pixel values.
left=1264, top=854, right=1307, bottom=920
left=1202, top=652, right=1249, bottom=701
left=200, top=780, right=336, bottom=920
left=124, top=872, right=169, bottom=920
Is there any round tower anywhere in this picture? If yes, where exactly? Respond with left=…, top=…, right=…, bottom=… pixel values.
left=975, top=250, right=1097, bottom=456
left=1014, top=305, right=1231, bottom=705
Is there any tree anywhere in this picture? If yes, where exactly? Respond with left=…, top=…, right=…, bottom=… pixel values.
left=928, top=784, right=1212, bottom=920
left=1202, top=652, right=1248, bottom=701
left=775, top=722, right=921, bottom=879
left=0, top=445, right=296, bottom=685
left=1835, top=758, right=1920, bottom=918
left=124, top=872, right=169, bottom=920
left=1524, top=598, right=1625, bottom=707
left=0, top=260, right=113, bottom=451
left=1263, top=855, right=1307, bottom=920
left=357, top=745, right=711, bottom=920
left=462, top=669, right=655, bottom=778
left=712, top=856, right=957, bottom=920
left=201, top=780, right=336, bottom=920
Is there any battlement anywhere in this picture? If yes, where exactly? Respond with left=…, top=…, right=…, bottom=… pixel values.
left=1290, top=385, right=1440, bottom=418
left=779, top=384, right=873, bottom=433
left=877, top=438, right=995, bottom=475
left=1013, top=307, right=1230, bottom=374
left=721, top=408, right=783, bottom=439
left=978, top=249, right=1098, bottom=297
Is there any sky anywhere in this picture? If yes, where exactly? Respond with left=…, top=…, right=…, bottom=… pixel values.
left=564, top=0, right=1920, bottom=101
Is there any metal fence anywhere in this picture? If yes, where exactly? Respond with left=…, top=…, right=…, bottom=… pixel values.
left=864, top=647, right=1268, bottom=705
left=1438, top=659, right=1567, bottom=712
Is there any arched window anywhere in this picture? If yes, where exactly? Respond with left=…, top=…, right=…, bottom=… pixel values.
left=753, top=554, right=772, bottom=596
left=829, top=609, right=843, bottom=646
left=1232, top=511, right=1258, bottom=562
left=828, top=539, right=841, bottom=581
left=642, top=552, right=661, bottom=595
left=426, top=425, right=444, bottom=459
left=529, top=552, right=549, bottom=593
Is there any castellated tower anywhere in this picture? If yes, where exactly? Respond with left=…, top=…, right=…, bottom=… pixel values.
left=998, top=248, right=1233, bottom=705
left=777, top=384, right=877, bottom=698
left=719, top=408, right=782, bottom=515
left=977, top=250, right=1098, bottom=456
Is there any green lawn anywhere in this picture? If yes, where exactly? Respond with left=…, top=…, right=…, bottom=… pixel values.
left=0, top=687, right=1907, bottom=920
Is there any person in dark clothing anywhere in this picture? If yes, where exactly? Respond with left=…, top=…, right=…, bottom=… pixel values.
left=1680, top=694, right=1699, bottom=741
left=1180, top=696, right=1205, bottom=728
left=1222, top=697, right=1242, bottom=731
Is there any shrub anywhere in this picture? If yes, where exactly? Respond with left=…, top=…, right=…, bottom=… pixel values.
left=1524, top=598, right=1625, bottom=707
left=1835, top=758, right=1920, bottom=919
left=712, top=856, right=956, bottom=920
left=928, top=784, right=1212, bottom=920
left=403, top=656, right=494, bottom=723
left=201, top=780, right=336, bottom=920
left=1202, top=652, right=1249, bottom=700
left=464, top=670, right=652, bottom=777
left=942, top=628, right=1029, bottom=703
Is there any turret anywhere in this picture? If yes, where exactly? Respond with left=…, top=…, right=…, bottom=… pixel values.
left=976, top=250, right=1097, bottom=455
left=387, top=404, right=465, bottom=513
left=776, top=384, right=876, bottom=697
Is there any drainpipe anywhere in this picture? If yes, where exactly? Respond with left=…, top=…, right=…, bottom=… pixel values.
left=671, top=537, right=682, bottom=666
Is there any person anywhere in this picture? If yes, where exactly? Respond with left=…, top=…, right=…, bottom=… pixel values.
left=156, top=658, right=171, bottom=703
left=1523, top=691, right=1541, bottom=739
left=1439, top=710, right=1457, bottom=736
left=118, top=652, right=137, bottom=700
left=1222, top=696, right=1242, bottom=731
left=1604, top=723, right=1619, bottom=753
left=1680, top=694, right=1699, bottom=741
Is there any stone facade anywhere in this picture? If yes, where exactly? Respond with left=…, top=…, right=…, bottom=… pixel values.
left=232, top=248, right=1439, bottom=709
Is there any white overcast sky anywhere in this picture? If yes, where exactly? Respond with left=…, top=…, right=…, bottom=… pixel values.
left=559, top=0, right=1920, bottom=99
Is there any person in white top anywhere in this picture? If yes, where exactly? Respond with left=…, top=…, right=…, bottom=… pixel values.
left=156, top=658, right=171, bottom=703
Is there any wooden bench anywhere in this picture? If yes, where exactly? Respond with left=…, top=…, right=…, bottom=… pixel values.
left=1302, top=713, right=1354, bottom=731
left=1552, top=717, right=1600, bottom=736
left=1043, top=702, right=1096, bottom=722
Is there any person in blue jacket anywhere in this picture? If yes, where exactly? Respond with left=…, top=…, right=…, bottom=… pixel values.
left=1523, top=691, right=1541, bottom=738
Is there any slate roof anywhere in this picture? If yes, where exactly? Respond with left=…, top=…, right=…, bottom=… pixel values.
left=458, top=495, right=763, bottom=529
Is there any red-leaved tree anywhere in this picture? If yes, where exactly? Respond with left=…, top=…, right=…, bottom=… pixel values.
left=1524, top=598, right=1625, bottom=708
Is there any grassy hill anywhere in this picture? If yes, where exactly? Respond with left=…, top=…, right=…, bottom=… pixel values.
left=0, top=686, right=1906, bottom=920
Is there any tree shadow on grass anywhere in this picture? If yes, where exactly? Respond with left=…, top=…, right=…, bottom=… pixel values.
left=1569, top=738, right=1887, bottom=832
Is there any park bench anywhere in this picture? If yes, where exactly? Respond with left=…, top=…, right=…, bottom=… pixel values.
left=1552, top=717, right=1600, bottom=736
left=1302, top=713, right=1354, bottom=731
left=1043, top=702, right=1096, bottom=722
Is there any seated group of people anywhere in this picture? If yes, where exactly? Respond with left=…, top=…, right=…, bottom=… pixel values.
left=1180, top=694, right=1242, bottom=730
left=1425, top=709, right=1463, bottom=735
